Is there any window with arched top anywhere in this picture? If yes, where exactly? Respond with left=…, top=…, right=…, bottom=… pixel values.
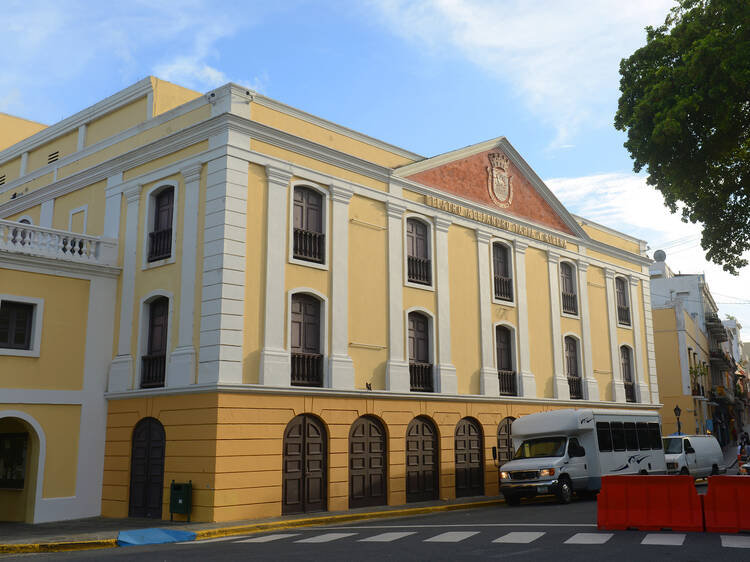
left=406, top=218, right=432, bottom=285
left=293, top=186, right=325, bottom=263
left=408, top=311, right=433, bottom=392
left=141, top=297, right=169, bottom=388
left=495, top=325, right=516, bottom=396
left=621, top=346, right=636, bottom=403
left=492, top=242, right=513, bottom=302
left=290, top=293, right=323, bottom=387
left=615, top=276, right=631, bottom=326
left=565, top=336, right=582, bottom=399
left=148, top=187, right=174, bottom=262
left=560, top=262, right=578, bottom=315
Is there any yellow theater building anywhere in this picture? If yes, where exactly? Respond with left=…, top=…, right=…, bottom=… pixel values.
left=0, top=77, right=660, bottom=523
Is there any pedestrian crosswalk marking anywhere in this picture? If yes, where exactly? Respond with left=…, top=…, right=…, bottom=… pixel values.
left=237, top=534, right=300, bottom=543
left=721, top=535, right=750, bottom=548
left=493, top=531, right=545, bottom=544
left=424, top=531, right=479, bottom=543
left=564, top=533, right=613, bottom=545
left=359, top=532, right=416, bottom=542
left=296, top=532, right=358, bottom=543
left=641, top=533, right=685, bottom=546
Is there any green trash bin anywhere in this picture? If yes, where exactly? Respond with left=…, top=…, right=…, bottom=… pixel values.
left=169, top=480, right=192, bottom=521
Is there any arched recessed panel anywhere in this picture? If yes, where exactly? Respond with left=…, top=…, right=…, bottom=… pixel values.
left=349, top=416, right=387, bottom=508
left=405, top=416, right=438, bottom=502
left=283, top=414, right=327, bottom=515
left=129, top=417, right=165, bottom=519
left=455, top=418, right=484, bottom=497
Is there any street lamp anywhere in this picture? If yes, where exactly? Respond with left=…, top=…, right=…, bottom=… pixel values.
left=674, top=405, right=682, bottom=435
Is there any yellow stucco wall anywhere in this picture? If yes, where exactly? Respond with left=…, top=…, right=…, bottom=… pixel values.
left=51, top=180, right=106, bottom=235
left=0, top=114, right=47, bottom=152
left=26, top=130, right=78, bottom=175
left=587, top=266, right=613, bottom=400
left=0, top=156, right=22, bottom=186
left=150, top=78, right=202, bottom=117
left=581, top=223, right=641, bottom=255
left=85, top=98, right=148, bottom=148
left=7, top=205, right=40, bottom=225
left=525, top=248, right=554, bottom=396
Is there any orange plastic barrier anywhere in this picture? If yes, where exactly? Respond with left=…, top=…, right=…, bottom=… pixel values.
left=597, top=475, right=703, bottom=532
left=704, top=476, right=750, bottom=533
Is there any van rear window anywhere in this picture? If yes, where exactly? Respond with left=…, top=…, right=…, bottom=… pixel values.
left=597, top=422, right=612, bottom=452
left=624, top=422, right=639, bottom=450
left=648, top=423, right=662, bottom=449
left=637, top=422, right=651, bottom=450
left=611, top=422, right=626, bottom=451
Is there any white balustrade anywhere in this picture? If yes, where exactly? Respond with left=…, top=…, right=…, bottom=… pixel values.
left=0, top=219, right=117, bottom=266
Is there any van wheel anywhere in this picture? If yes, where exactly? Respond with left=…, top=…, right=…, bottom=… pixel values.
left=680, top=467, right=689, bottom=475
left=639, top=470, right=648, bottom=475
left=711, top=465, right=719, bottom=475
left=556, top=477, right=572, bottom=504
left=505, top=494, right=521, bottom=507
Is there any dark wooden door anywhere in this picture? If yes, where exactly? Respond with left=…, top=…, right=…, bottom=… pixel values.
left=349, top=416, right=387, bottom=508
left=405, top=417, right=438, bottom=502
left=496, top=326, right=512, bottom=371
left=455, top=418, right=484, bottom=497
left=497, top=417, right=515, bottom=466
left=283, top=414, right=327, bottom=515
left=406, top=219, right=428, bottom=259
left=293, top=187, right=323, bottom=233
left=154, top=188, right=173, bottom=232
left=291, top=295, right=320, bottom=354
left=147, top=298, right=168, bottom=357
left=129, top=417, right=165, bottom=518
left=408, top=312, right=429, bottom=363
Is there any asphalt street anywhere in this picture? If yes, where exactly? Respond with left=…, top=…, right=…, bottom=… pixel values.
left=6, top=489, right=749, bottom=562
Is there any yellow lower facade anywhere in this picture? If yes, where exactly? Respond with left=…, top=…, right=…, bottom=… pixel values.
left=102, top=391, right=659, bottom=522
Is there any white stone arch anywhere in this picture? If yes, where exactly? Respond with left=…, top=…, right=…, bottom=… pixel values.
left=288, top=180, right=330, bottom=270
left=404, top=306, right=436, bottom=365
left=287, top=287, right=329, bottom=385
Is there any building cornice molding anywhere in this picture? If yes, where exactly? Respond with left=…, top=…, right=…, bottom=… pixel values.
left=0, top=250, right=121, bottom=279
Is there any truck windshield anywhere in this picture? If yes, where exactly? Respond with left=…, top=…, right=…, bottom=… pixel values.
left=663, top=438, right=682, bottom=454
left=514, top=437, right=567, bottom=459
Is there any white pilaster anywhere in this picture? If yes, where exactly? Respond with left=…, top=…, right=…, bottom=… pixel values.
left=548, top=251, right=569, bottom=399
left=167, top=164, right=202, bottom=388
left=434, top=215, right=457, bottom=394
left=631, top=276, right=650, bottom=403
left=578, top=261, right=599, bottom=400
left=514, top=241, right=536, bottom=397
left=39, top=200, right=54, bottom=228
left=641, top=277, right=660, bottom=404
left=103, top=174, right=123, bottom=240
left=605, top=268, right=626, bottom=401
left=385, top=201, right=410, bottom=392
left=477, top=230, right=497, bottom=395
left=77, top=124, right=87, bottom=151
left=328, top=183, right=355, bottom=389
left=20, top=152, right=28, bottom=177
left=198, top=152, right=249, bottom=385
left=259, top=165, right=292, bottom=386
left=107, top=184, right=141, bottom=392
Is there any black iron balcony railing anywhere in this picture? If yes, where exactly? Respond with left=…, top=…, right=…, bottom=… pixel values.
left=148, top=228, right=172, bottom=262
left=498, top=370, right=517, bottom=396
left=562, top=292, right=578, bottom=315
left=291, top=352, right=324, bottom=387
left=617, top=305, right=631, bottom=326
left=624, top=380, right=636, bottom=403
left=409, top=361, right=433, bottom=392
left=293, top=228, right=325, bottom=263
left=407, top=256, right=432, bottom=285
left=141, top=354, right=166, bottom=388
left=494, top=275, right=513, bottom=301
left=568, top=375, right=583, bottom=399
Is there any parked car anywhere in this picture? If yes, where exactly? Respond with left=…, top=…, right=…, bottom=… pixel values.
left=493, top=408, right=667, bottom=506
left=663, top=434, right=725, bottom=477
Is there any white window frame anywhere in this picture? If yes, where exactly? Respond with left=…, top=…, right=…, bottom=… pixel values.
left=404, top=306, right=435, bottom=366
left=141, top=181, right=179, bottom=270
left=17, top=215, right=33, bottom=225
left=67, top=205, right=88, bottom=234
left=288, top=181, right=330, bottom=271
left=614, top=275, right=632, bottom=330
left=490, top=239, right=516, bottom=306
left=403, top=214, right=435, bottom=292
left=287, top=287, right=329, bottom=386
left=0, top=294, right=44, bottom=358
left=135, top=290, right=174, bottom=389
left=559, top=260, right=580, bottom=319
left=493, top=321, right=518, bottom=372
left=562, top=332, right=582, bottom=381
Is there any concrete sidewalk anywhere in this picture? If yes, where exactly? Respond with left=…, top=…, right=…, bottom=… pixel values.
left=0, top=496, right=505, bottom=553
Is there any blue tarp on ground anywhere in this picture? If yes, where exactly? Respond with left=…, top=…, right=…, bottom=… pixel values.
left=117, top=528, right=196, bottom=546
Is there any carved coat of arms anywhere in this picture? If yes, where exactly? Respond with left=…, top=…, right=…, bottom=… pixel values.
left=487, top=152, right=513, bottom=208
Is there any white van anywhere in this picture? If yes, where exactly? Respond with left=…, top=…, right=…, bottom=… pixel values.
left=663, top=434, right=725, bottom=477
left=494, top=409, right=667, bottom=506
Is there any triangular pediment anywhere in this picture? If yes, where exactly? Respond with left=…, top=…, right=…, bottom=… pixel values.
left=394, top=137, right=587, bottom=239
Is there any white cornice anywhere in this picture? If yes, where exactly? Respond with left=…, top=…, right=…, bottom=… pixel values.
left=0, top=78, right=154, bottom=164
left=1, top=250, right=121, bottom=279
left=393, top=136, right=505, bottom=176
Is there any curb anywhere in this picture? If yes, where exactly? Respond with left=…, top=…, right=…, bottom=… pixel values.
left=0, top=498, right=505, bottom=554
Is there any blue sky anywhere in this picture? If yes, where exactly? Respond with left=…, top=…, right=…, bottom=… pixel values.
left=4, top=0, right=750, bottom=337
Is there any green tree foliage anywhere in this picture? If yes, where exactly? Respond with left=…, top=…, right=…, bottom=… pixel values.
left=615, top=0, right=750, bottom=273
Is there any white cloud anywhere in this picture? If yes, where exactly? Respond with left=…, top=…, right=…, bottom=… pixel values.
left=546, top=173, right=750, bottom=340
left=370, top=0, right=674, bottom=147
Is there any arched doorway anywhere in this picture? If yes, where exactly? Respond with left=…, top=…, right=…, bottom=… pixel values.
left=0, top=416, right=40, bottom=523
left=405, top=416, right=438, bottom=502
left=455, top=418, right=484, bottom=497
left=283, top=414, right=327, bottom=515
left=349, top=416, right=387, bottom=508
left=128, top=417, right=165, bottom=518
left=497, top=417, right=516, bottom=467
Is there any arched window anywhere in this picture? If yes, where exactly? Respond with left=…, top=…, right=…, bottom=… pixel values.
left=616, top=276, right=631, bottom=326
left=408, top=311, right=432, bottom=392
left=565, top=336, right=582, bottom=399
left=621, top=346, right=636, bottom=403
left=495, top=325, right=516, bottom=396
left=148, top=187, right=174, bottom=262
left=406, top=218, right=431, bottom=285
left=141, top=297, right=169, bottom=388
left=290, top=293, right=323, bottom=387
left=293, top=186, right=325, bottom=263
left=492, top=242, right=513, bottom=302
left=560, top=262, right=578, bottom=315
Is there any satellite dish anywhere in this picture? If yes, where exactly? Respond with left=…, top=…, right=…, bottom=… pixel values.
left=654, top=249, right=666, bottom=262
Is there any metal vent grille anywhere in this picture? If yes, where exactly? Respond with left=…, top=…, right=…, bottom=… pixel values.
left=0, top=174, right=5, bottom=186
left=47, top=151, right=59, bottom=164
